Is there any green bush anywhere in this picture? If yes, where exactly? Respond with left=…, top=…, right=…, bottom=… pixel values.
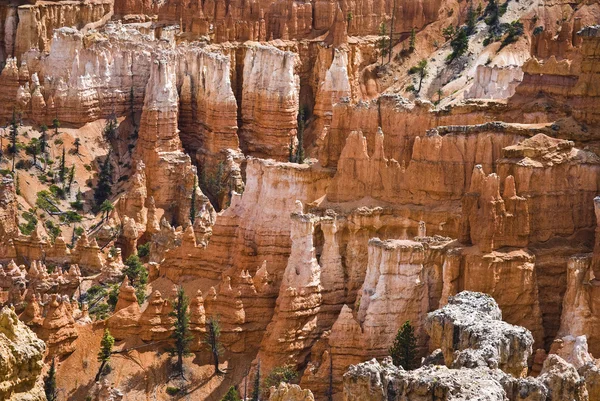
left=137, top=242, right=150, bottom=258
left=44, top=220, right=62, bottom=241
left=166, top=386, right=180, bottom=396
left=262, top=365, right=298, bottom=397
left=19, top=210, right=38, bottom=235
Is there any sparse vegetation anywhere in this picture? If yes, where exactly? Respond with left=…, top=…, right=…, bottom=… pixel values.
left=221, top=386, right=241, bottom=401
left=44, top=220, right=62, bottom=242
left=378, top=22, right=389, bottom=65
left=408, top=59, right=428, bottom=94
left=137, top=242, right=150, bottom=258
left=263, top=365, right=298, bottom=398
left=19, top=210, right=38, bottom=235
left=103, top=113, right=118, bottom=140
left=166, top=386, right=180, bottom=396
left=466, top=0, right=477, bottom=36
left=94, top=154, right=113, bottom=209
left=447, top=27, right=469, bottom=63
left=500, top=20, right=524, bottom=48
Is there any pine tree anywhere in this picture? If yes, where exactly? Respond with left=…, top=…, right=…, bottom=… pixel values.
left=251, top=361, right=261, bottom=401
left=466, top=0, right=477, bottom=35
left=388, top=0, right=396, bottom=63
left=190, top=176, right=197, bottom=224
left=59, top=147, right=66, bottom=182
left=10, top=110, right=18, bottom=172
left=169, top=286, right=193, bottom=377
left=378, top=22, right=389, bottom=65
left=263, top=365, right=298, bottom=397
left=221, top=386, right=241, bottom=401
left=96, top=329, right=114, bottom=381
left=103, top=113, right=118, bottom=139
left=389, top=320, right=417, bottom=370
left=100, top=199, right=114, bottom=221
left=73, top=137, right=81, bottom=154
left=412, top=59, right=428, bottom=94
left=67, top=165, right=75, bottom=193
left=288, top=137, right=295, bottom=163
left=436, top=88, right=444, bottom=105
left=295, top=109, right=305, bottom=163
left=94, top=154, right=112, bottom=208
left=409, top=27, right=416, bottom=52
left=484, top=0, right=500, bottom=35
left=26, top=138, right=40, bottom=166
left=40, top=125, right=48, bottom=154
left=327, top=352, right=333, bottom=401
left=447, top=27, right=469, bottom=63
left=123, top=254, right=148, bottom=305
left=205, top=317, right=224, bottom=375
left=44, top=357, right=58, bottom=401
left=53, top=118, right=60, bottom=136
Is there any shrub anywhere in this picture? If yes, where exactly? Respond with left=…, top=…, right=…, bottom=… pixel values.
left=263, top=365, right=298, bottom=397
left=166, top=386, right=180, bottom=396
left=137, top=242, right=150, bottom=258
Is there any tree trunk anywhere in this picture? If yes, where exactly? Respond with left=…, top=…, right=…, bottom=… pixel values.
left=177, top=352, right=183, bottom=376
left=95, top=361, right=106, bottom=382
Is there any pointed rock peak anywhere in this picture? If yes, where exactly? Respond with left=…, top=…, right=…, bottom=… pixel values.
left=469, top=164, right=485, bottom=193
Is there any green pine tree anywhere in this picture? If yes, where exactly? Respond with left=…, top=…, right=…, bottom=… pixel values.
left=94, top=154, right=112, bottom=209
left=73, top=137, right=81, bottom=154
left=169, top=286, right=193, bottom=377
left=251, top=361, right=261, bottom=401
left=389, top=320, right=418, bottom=370
left=221, top=386, right=241, bottom=401
left=10, top=110, right=18, bottom=172
left=466, top=1, right=477, bottom=35
left=123, top=254, right=148, bottom=305
left=484, top=0, right=500, bottom=35
left=378, top=22, right=389, bottom=65
left=67, top=165, right=75, bottom=193
left=409, top=27, right=416, bottom=51
left=44, top=358, right=58, bottom=401
left=39, top=125, right=48, bottom=154
left=295, top=109, right=305, bottom=163
left=205, top=316, right=224, bottom=375
left=447, top=27, right=469, bottom=63
left=59, top=147, right=66, bottom=182
left=53, top=118, right=60, bottom=136
left=100, top=199, right=114, bottom=221
left=190, top=176, right=197, bottom=224
left=96, top=329, right=115, bottom=381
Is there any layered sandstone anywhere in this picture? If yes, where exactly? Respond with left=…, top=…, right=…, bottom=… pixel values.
left=240, top=44, right=299, bottom=160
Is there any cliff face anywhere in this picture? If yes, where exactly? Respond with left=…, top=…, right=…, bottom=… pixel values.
left=343, top=292, right=587, bottom=401
left=0, top=306, right=46, bottom=401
